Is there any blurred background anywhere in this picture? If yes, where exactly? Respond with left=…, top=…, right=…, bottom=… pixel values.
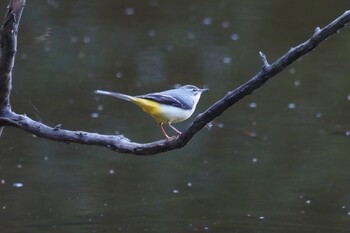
left=1, top=0, right=350, bottom=232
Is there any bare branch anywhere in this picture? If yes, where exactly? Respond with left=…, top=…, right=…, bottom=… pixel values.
left=0, top=0, right=25, bottom=137
left=0, top=0, right=25, bottom=112
left=176, top=10, right=350, bottom=147
left=0, top=111, right=182, bottom=155
left=0, top=3, right=349, bottom=155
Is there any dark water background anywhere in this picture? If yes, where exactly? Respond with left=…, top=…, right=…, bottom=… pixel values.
left=1, top=1, right=350, bottom=232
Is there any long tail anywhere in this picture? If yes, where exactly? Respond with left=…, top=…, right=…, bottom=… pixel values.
left=95, top=90, right=133, bottom=102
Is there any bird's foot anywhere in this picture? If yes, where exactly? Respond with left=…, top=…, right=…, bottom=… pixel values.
left=163, top=135, right=177, bottom=142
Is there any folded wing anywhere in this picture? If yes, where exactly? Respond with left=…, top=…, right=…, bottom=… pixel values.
left=137, top=93, right=192, bottom=110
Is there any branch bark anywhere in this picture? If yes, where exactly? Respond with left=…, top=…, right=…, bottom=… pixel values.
left=0, top=2, right=349, bottom=155
left=0, top=0, right=25, bottom=136
left=0, top=0, right=25, bottom=113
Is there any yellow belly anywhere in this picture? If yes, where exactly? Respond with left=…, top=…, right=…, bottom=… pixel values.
left=130, top=97, right=192, bottom=123
left=130, top=97, right=165, bottom=122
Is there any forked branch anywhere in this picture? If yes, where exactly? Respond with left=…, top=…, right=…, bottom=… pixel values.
left=0, top=1, right=349, bottom=155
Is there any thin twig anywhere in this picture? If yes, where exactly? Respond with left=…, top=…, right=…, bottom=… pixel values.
left=259, top=51, right=270, bottom=70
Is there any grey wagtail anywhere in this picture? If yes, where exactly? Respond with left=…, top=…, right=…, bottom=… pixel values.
left=95, top=85, right=208, bottom=139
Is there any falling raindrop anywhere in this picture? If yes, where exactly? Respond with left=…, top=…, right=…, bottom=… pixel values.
left=288, top=103, right=296, bottom=109
left=249, top=102, right=257, bottom=108
left=289, top=68, right=297, bottom=74
left=148, top=29, right=156, bottom=37
left=294, top=80, right=301, bottom=86
left=83, top=36, right=91, bottom=44
left=70, top=36, right=78, bottom=43
left=202, top=17, right=212, bottom=25
left=97, top=105, right=104, bottom=111
left=90, top=112, right=99, bottom=118
left=222, top=20, right=230, bottom=28
left=166, top=45, right=174, bottom=52
left=172, top=189, right=179, bottom=194
left=315, top=112, right=322, bottom=118
left=222, top=57, right=232, bottom=64
left=231, top=33, right=240, bottom=41
left=187, top=32, right=195, bottom=40
left=125, top=8, right=135, bottom=15
left=217, top=123, right=224, bottom=128
left=150, top=0, right=159, bottom=7
left=13, top=182, right=24, bottom=188
left=115, top=72, right=123, bottom=78
left=109, top=169, right=115, bottom=175
left=249, top=131, right=257, bottom=137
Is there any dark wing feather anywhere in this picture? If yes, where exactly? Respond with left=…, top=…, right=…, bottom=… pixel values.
left=137, top=93, right=192, bottom=110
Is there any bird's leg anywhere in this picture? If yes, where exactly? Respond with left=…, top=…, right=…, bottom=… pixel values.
left=168, top=123, right=182, bottom=135
left=158, top=122, right=171, bottom=140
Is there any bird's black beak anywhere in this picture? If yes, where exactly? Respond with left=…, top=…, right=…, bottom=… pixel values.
left=200, top=88, right=209, bottom=93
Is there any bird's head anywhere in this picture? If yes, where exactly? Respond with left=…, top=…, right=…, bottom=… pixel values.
left=180, top=85, right=209, bottom=97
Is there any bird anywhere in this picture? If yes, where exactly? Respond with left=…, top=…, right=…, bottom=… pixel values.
left=95, top=85, right=208, bottom=140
